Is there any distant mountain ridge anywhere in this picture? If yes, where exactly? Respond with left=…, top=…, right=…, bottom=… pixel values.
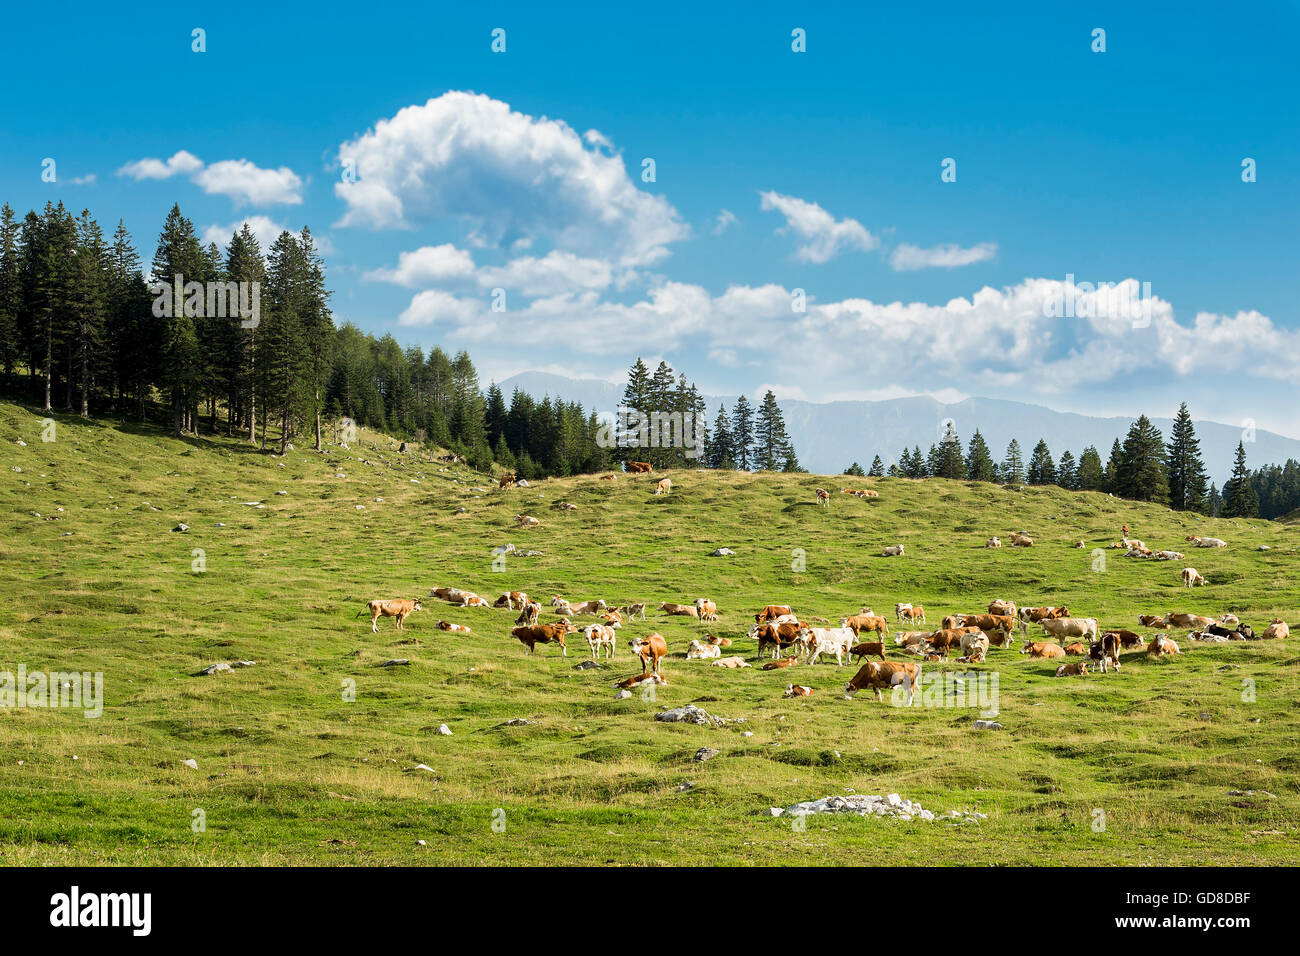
left=496, top=371, right=1300, bottom=485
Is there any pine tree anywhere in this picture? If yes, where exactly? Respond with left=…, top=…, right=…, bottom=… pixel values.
left=224, top=223, right=266, bottom=440
left=0, top=204, right=20, bottom=390
left=843, top=462, right=865, bottom=477
left=1103, top=439, right=1123, bottom=493
left=708, top=403, right=733, bottom=469
left=1057, top=450, right=1078, bottom=490
left=754, top=390, right=795, bottom=470
left=1001, top=439, right=1025, bottom=485
left=1115, top=415, right=1169, bottom=504
left=1221, top=441, right=1258, bottom=518
left=731, top=394, right=755, bottom=470
left=70, top=209, right=107, bottom=417
left=1027, top=439, right=1056, bottom=485
left=151, top=204, right=204, bottom=435
left=868, top=455, right=885, bottom=477
left=1166, top=402, right=1208, bottom=512
left=965, top=429, right=996, bottom=482
left=1078, top=445, right=1104, bottom=491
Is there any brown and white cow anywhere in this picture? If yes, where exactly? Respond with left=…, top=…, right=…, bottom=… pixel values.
left=1181, top=567, right=1206, bottom=588
left=1020, top=641, right=1067, bottom=659
left=493, top=591, right=529, bottom=610
left=1055, top=661, right=1089, bottom=677
left=437, top=620, right=471, bottom=633
left=629, top=632, right=668, bottom=674
left=512, top=621, right=577, bottom=655
left=815, top=488, right=831, bottom=508
left=694, top=598, right=718, bottom=622
left=626, top=461, right=653, bottom=474
left=755, top=604, right=795, bottom=622
left=843, top=660, right=921, bottom=704
left=659, top=601, right=699, bottom=618
left=845, top=613, right=889, bottom=637
left=1147, top=634, right=1181, bottom=657
left=515, top=602, right=541, bottom=626
left=1039, top=617, right=1099, bottom=643
left=359, top=599, right=422, bottom=633
left=585, top=624, right=617, bottom=659
left=1166, top=612, right=1215, bottom=629
left=654, top=477, right=673, bottom=495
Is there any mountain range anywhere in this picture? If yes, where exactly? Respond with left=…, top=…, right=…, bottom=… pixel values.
left=496, top=371, right=1298, bottom=486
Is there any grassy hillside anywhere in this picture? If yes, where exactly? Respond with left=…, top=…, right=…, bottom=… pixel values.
left=1, top=400, right=1297, bottom=866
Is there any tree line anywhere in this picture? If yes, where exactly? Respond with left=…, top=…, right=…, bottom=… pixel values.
left=844, top=403, right=1275, bottom=519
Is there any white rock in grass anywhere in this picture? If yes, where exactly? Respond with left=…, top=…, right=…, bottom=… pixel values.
left=182, top=759, right=198, bottom=770
left=973, top=720, right=1003, bottom=730
left=437, top=724, right=452, bottom=736
left=709, top=548, right=736, bottom=556
left=198, top=662, right=231, bottom=675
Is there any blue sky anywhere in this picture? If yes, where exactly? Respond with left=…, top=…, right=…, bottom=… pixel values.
left=2, top=1, right=1296, bottom=433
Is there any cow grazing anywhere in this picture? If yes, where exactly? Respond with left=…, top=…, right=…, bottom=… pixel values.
left=850, top=641, right=887, bottom=662
left=659, top=602, right=699, bottom=618
left=626, top=461, right=653, bottom=474
left=1039, top=617, right=1099, bottom=643
left=843, top=660, right=921, bottom=704
left=617, top=603, right=647, bottom=621
left=654, top=477, right=673, bottom=496
left=1021, top=641, right=1067, bottom=659
left=359, top=599, right=422, bottom=633
left=901, top=605, right=927, bottom=626
left=499, top=473, right=517, bottom=489
left=711, top=656, right=751, bottom=668
left=694, top=598, right=718, bottom=622
left=1148, top=634, right=1181, bottom=657
left=437, top=620, right=471, bottom=633
left=512, top=621, right=576, bottom=655
left=881, top=544, right=905, bottom=557
left=1055, top=661, right=1090, bottom=677
left=1263, top=619, right=1290, bottom=640
left=629, top=633, right=668, bottom=674
left=1182, top=567, right=1206, bottom=588
left=493, top=591, right=529, bottom=610
left=686, top=639, right=721, bottom=660
left=815, top=488, right=831, bottom=508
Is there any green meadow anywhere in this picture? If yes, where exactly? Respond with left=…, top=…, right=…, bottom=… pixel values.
left=1, top=399, right=1297, bottom=866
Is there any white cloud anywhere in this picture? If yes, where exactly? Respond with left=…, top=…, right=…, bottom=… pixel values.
left=334, top=91, right=689, bottom=265
left=397, top=289, right=483, bottom=327
left=117, top=150, right=203, bottom=180
left=889, top=241, right=997, bottom=271
left=363, top=244, right=477, bottom=286
left=713, top=209, right=738, bottom=235
left=758, top=190, right=879, bottom=263
left=117, top=151, right=302, bottom=205
left=193, top=159, right=303, bottom=206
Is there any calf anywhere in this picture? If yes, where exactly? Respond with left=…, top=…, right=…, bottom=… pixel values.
left=614, top=672, right=665, bottom=689
left=437, top=620, right=471, bottom=633
left=850, top=641, right=887, bottom=662
left=901, top=605, right=927, bottom=626
left=1182, top=567, right=1206, bottom=588
left=1148, top=634, right=1181, bottom=657
left=1138, top=614, right=1170, bottom=629
left=654, top=477, right=673, bottom=496
left=585, top=624, right=617, bottom=659
left=762, top=657, right=799, bottom=670
left=498, top=473, right=517, bottom=489
left=359, top=599, right=423, bottom=633
left=751, top=620, right=805, bottom=658
left=711, top=656, right=751, bottom=668
left=959, top=633, right=990, bottom=658
left=512, top=621, right=576, bottom=655
left=1055, top=661, right=1090, bottom=677
left=843, top=660, right=921, bottom=704
left=629, top=632, right=668, bottom=674
left=815, top=488, right=831, bottom=507
left=986, top=536, right=1002, bottom=548
left=785, top=684, right=814, bottom=697
left=806, top=623, right=856, bottom=666
left=1063, top=641, right=1088, bottom=655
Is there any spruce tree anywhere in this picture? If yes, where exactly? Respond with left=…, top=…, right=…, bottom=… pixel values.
left=754, top=390, right=795, bottom=470
left=1001, top=439, right=1025, bottom=485
left=868, top=455, right=885, bottom=477
left=1221, top=441, right=1259, bottom=517
left=731, top=394, right=755, bottom=470
left=1115, top=415, right=1169, bottom=504
left=1078, top=445, right=1104, bottom=491
left=708, top=403, right=733, bottom=469
left=1057, top=450, right=1078, bottom=490
left=934, top=423, right=965, bottom=479
left=1027, top=439, right=1056, bottom=485
left=1166, top=402, right=1208, bottom=512
left=965, top=429, right=996, bottom=482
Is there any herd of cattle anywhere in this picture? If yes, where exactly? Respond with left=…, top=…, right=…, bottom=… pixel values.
left=360, top=583, right=1291, bottom=705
